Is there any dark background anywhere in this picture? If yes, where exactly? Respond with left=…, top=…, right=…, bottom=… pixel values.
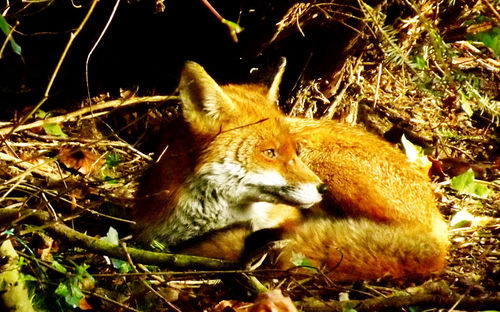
left=0, top=0, right=362, bottom=114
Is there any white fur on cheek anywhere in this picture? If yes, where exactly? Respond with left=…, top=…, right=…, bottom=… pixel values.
left=243, top=170, right=287, bottom=187
left=153, top=159, right=322, bottom=247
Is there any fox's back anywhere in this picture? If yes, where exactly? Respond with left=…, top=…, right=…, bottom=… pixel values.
left=287, top=118, right=440, bottom=224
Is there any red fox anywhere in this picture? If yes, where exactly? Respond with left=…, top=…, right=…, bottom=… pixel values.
left=133, top=62, right=449, bottom=281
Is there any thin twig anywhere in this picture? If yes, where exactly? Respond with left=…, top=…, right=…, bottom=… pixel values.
left=122, top=242, right=182, bottom=312
left=86, top=0, right=121, bottom=101
left=373, top=63, right=383, bottom=108
left=83, top=289, right=141, bottom=312
left=200, top=0, right=223, bottom=21
left=0, top=0, right=100, bottom=146
left=484, top=0, right=500, bottom=22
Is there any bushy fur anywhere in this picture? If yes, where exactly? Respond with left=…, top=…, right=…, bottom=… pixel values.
left=134, top=62, right=449, bottom=281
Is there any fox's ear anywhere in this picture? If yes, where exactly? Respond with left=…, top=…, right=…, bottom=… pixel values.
left=179, top=61, right=235, bottom=133
left=266, top=57, right=287, bottom=104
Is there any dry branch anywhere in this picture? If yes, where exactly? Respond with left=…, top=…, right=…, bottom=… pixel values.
left=0, top=95, right=177, bottom=136
left=296, top=293, right=500, bottom=312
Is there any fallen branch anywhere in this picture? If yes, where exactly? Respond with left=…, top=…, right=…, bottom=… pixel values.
left=0, top=208, right=236, bottom=270
left=296, top=293, right=500, bottom=312
left=0, top=95, right=177, bottom=136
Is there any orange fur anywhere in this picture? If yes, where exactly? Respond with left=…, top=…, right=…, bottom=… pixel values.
left=135, top=62, right=449, bottom=281
left=133, top=62, right=324, bottom=247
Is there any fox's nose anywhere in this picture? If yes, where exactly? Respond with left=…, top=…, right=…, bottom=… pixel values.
left=317, top=183, right=328, bottom=195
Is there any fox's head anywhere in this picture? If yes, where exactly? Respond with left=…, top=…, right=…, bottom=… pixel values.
left=178, top=62, right=326, bottom=209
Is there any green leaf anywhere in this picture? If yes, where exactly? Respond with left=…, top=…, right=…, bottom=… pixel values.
left=17, top=256, right=26, bottom=267
left=221, top=18, right=244, bottom=42
left=113, top=259, right=131, bottom=273
left=101, top=227, right=119, bottom=245
left=458, top=91, right=474, bottom=117
left=0, top=15, right=10, bottom=34
left=0, top=15, right=22, bottom=56
left=342, top=303, right=357, bottom=312
left=74, top=263, right=94, bottom=286
left=290, top=252, right=317, bottom=272
left=55, top=282, right=70, bottom=298
left=102, top=175, right=117, bottom=183
left=55, top=282, right=82, bottom=308
left=451, top=169, right=490, bottom=198
left=451, top=168, right=474, bottom=191
left=52, top=260, right=68, bottom=274
left=43, top=123, right=67, bottom=138
left=450, top=209, right=473, bottom=228
left=401, top=135, right=431, bottom=169
left=461, top=100, right=474, bottom=117
left=467, top=27, right=500, bottom=56
left=411, top=54, right=427, bottom=69
left=473, top=183, right=490, bottom=198
left=100, top=228, right=131, bottom=272
left=105, top=151, right=121, bottom=168
left=35, top=109, right=50, bottom=119
left=21, top=274, right=38, bottom=283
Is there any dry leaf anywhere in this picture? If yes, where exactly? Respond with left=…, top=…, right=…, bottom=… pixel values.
left=78, top=297, right=93, bottom=310
left=211, top=290, right=296, bottom=312
left=250, top=289, right=297, bottom=312
left=59, top=148, right=104, bottom=176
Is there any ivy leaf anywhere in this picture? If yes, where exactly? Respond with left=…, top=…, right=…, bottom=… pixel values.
left=52, top=260, right=68, bottom=274
left=55, top=282, right=82, bottom=308
left=451, top=168, right=490, bottom=198
left=43, top=123, right=67, bottom=138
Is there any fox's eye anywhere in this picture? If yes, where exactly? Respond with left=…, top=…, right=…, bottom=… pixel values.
left=296, top=143, right=302, bottom=156
left=263, top=149, right=277, bottom=159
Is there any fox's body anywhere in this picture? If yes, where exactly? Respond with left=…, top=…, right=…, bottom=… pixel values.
left=134, top=71, right=325, bottom=247
left=133, top=62, right=448, bottom=280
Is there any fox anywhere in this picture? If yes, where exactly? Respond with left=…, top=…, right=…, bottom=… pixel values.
left=133, top=61, right=449, bottom=281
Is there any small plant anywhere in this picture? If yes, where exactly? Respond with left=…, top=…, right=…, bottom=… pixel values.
left=451, top=168, right=490, bottom=198
left=54, top=262, right=95, bottom=309
left=467, top=26, right=500, bottom=56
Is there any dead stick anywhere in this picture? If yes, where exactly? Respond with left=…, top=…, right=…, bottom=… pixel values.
left=0, top=95, right=176, bottom=135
